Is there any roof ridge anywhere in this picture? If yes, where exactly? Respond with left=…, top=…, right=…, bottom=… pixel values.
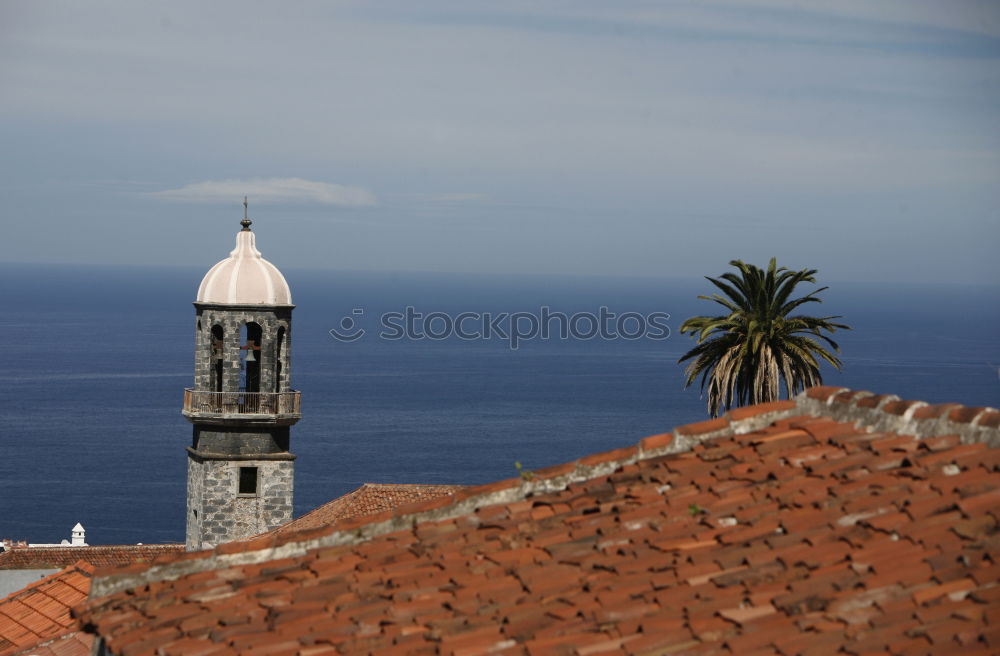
left=360, top=482, right=464, bottom=489
left=0, top=544, right=182, bottom=555
left=797, top=387, right=999, bottom=445
left=85, top=387, right=1000, bottom=599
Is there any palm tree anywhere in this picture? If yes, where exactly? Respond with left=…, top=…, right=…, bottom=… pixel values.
left=678, top=258, right=849, bottom=417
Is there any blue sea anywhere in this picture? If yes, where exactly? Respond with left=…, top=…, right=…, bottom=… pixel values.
left=1, top=263, right=998, bottom=545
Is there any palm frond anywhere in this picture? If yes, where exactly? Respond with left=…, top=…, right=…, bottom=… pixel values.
left=677, top=259, right=850, bottom=417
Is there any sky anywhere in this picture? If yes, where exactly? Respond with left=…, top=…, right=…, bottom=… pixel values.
left=1, top=1, right=998, bottom=284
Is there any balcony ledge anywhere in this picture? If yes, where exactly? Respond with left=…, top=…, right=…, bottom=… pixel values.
left=182, top=389, right=301, bottom=426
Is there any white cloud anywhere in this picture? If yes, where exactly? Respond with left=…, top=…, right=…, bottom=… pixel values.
left=150, top=178, right=377, bottom=206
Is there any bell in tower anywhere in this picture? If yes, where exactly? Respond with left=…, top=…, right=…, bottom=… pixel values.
left=181, top=201, right=301, bottom=551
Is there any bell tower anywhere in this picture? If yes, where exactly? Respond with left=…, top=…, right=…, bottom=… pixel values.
left=182, top=202, right=300, bottom=551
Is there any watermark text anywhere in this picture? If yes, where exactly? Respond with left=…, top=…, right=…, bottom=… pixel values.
left=329, top=306, right=670, bottom=350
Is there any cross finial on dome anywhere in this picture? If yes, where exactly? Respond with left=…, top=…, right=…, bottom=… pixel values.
left=241, top=196, right=252, bottom=231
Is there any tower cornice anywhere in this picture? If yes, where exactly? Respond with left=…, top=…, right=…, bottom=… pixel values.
left=187, top=448, right=297, bottom=463
left=193, top=302, right=296, bottom=311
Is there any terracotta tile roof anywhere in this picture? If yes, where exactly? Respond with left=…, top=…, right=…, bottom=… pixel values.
left=0, top=545, right=183, bottom=571
left=265, top=484, right=467, bottom=538
left=76, top=388, right=1000, bottom=655
left=9, top=632, right=91, bottom=656
left=0, top=562, right=93, bottom=656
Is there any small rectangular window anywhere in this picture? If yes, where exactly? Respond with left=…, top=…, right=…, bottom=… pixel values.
left=238, top=467, right=259, bottom=495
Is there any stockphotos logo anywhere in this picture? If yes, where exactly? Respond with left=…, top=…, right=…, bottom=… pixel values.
left=329, top=306, right=671, bottom=350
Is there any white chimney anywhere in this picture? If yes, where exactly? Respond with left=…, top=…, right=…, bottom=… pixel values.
left=71, top=523, right=87, bottom=547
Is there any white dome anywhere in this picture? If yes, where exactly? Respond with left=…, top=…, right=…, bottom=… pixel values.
left=196, top=225, right=292, bottom=305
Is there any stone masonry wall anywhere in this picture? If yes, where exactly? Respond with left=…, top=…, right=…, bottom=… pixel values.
left=186, top=457, right=294, bottom=551
left=185, top=457, right=204, bottom=550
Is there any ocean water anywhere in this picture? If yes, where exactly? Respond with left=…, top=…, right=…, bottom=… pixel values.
left=0, top=263, right=997, bottom=545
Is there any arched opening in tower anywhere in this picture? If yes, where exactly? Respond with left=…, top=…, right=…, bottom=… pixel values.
left=211, top=325, right=224, bottom=393
left=240, top=322, right=263, bottom=400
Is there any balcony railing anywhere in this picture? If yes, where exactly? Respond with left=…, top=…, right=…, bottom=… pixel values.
left=182, top=389, right=301, bottom=417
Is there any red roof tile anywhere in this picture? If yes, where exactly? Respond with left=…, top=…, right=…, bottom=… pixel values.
left=0, top=545, right=183, bottom=571
left=9, top=632, right=91, bottom=656
left=0, top=562, right=93, bottom=656
left=262, top=484, right=466, bottom=539
left=72, top=387, right=1000, bottom=656
left=804, top=386, right=849, bottom=401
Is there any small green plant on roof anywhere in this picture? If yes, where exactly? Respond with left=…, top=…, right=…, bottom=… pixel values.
left=515, top=461, right=534, bottom=481
left=678, top=258, right=849, bottom=418
left=688, top=503, right=706, bottom=517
